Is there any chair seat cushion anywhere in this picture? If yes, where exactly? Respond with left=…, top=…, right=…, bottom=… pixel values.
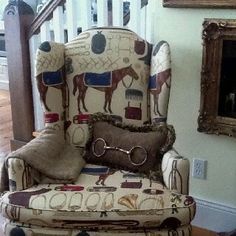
left=1, top=164, right=196, bottom=231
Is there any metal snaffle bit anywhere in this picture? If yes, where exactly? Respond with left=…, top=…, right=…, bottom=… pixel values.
left=92, top=138, right=147, bottom=166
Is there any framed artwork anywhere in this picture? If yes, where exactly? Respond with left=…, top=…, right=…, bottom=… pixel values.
left=163, top=0, right=236, bottom=8
left=198, top=19, right=236, bottom=138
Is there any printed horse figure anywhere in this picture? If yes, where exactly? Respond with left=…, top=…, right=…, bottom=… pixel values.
left=73, top=65, right=139, bottom=114
left=149, top=68, right=171, bottom=116
left=36, top=66, right=68, bottom=112
left=95, top=169, right=117, bottom=186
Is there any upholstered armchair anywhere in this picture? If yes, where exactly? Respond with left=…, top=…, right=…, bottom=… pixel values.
left=0, top=27, right=195, bottom=236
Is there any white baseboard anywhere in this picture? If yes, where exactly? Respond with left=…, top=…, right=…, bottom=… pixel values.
left=192, top=197, right=236, bottom=232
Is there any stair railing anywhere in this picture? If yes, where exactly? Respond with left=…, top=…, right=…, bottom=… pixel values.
left=4, top=0, right=154, bottom=148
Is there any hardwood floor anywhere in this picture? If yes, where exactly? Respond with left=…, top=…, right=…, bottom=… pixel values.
left=0, top=90, right=219, bottom=236
left=0, top=89, right=12, bottom=157
left=0, top=89, right=12, bottom=236
left=192, top=226, right=218, bottom=236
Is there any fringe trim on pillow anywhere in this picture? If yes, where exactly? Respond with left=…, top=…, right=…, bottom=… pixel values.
left=85, top=112, right=176, bottom=156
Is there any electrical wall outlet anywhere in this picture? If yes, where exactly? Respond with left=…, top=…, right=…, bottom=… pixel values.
left=192, top=159, right=207, bottom=179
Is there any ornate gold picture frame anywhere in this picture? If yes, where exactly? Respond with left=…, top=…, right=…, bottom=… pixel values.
left=163, top=0, right=236, bottom=8
left=198, top=19, right=236, bottom=138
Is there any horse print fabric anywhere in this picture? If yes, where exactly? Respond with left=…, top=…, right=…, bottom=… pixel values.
left=1, top=163, right=195, bottom=235
left=149, top=41, right=171, bottom=119
left=0, top=28, right=196, bottom=236
left=35, top=28, right=172, bottom=148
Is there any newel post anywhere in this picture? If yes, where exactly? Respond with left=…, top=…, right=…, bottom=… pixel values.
left=4, top=0, right=35, bottom=150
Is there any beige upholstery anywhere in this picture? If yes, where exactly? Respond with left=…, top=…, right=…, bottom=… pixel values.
left=0, top=27, right=195, bottom=236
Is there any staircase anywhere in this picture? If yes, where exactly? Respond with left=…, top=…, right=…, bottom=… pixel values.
left=3, top=0, right=156, bottom=149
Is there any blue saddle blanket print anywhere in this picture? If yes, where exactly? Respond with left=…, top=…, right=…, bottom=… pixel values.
left=84, top=72, right=112, bottom=87
left=81, top=167, right=110, bottom=175
left=148, top=74, right=159, bottom=90
left=42, top=71, right=63, bottom=86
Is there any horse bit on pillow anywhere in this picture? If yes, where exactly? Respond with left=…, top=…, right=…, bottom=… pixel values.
left=92, top=137, right=148, bottom=166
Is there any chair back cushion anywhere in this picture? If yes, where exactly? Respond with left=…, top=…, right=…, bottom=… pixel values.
left=35, top=28, right=171, bottom=148
left=65, top=28, right=152, bottom=147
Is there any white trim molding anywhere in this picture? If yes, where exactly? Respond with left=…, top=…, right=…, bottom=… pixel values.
left=192, top=197, right=236, bottom=232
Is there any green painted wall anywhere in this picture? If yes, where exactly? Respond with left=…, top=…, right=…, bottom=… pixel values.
left=154, top=1, right=236, bottom=207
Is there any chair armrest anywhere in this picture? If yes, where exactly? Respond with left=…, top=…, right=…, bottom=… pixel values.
left=162, top=150, right=190, bottom=195
left=6, top=158, right=34, bottom=191
left=6, top=128, right=65, bottom=191
left=0, top=156, right=9, bottom=193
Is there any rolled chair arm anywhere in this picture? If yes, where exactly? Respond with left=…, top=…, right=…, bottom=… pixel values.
left=162, top=150, right=190, bottom=195
left=6, top=158, right=34, bottom=191
left=5, top=128, right=65, bottom=192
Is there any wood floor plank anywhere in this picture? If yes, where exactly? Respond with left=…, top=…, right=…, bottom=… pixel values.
left=192, top=226, right=217, bottom=236
left=0, top=89, right=12, bottom=156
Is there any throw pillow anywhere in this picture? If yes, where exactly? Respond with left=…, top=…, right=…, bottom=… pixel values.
left=83, top=113, right=175, bottom=174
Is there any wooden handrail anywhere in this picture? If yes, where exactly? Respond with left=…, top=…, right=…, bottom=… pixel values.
left=29, top=0, right=65, bottom=38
